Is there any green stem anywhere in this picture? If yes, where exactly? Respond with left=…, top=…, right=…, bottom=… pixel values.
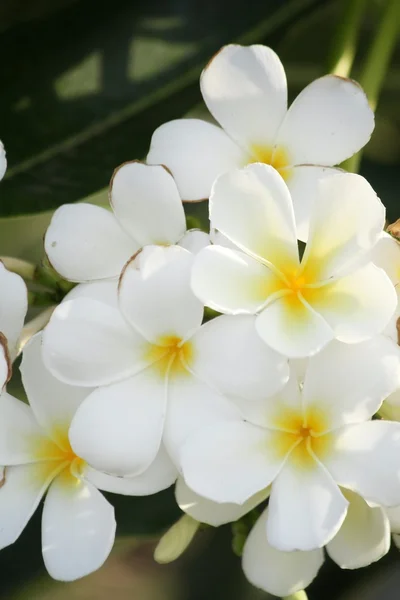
left=343, top=0, right=400, bottom=172
left=283, top=592, right=308, bottom=600
left=328, top=0, right=367, bottom=77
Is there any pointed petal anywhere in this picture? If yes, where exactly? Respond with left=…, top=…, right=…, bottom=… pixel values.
left=118, top=245, right=203, bottom=344
left=0, top=462, right=61, bottom=550
left=326, top=490, right=390, bottom=569
left=190, top=314, right=289, bottom=401
left=301, top=173, right=385, bottom=280
left=308, top=264, right=397, bottom=343
left=111, top=162, right=186, bottom=246
left=286, top=165, right=342, bottom=242
left=42, top=298, right=149, bottom=387
left=201, top=44, right=287, bottom=151
left=324, top=421, right=400, bottom=507
left=163, top=373, right=240, bottom=466
left=42, top=475, right=116, bottom=581
left=243, top=508, right=323, bottom=597
left=85, top=445, right=177, bottom=496
left=302, top=337, right=400, bottom=430
left=267, top=458, right=348, bottom=551
left=175, top=477, right=268, bottom=526
left=69, top=369, right=166, bottom=476
left=209, top=163, right=299, bottom=268
left=20, top=334, right=91, bottom=449
left=191, top=246, right=282, bottom=314
left=180, top=420, right=288, bottom=505
left=0, top=263, right=28, bottom=358
left=147, top=119, right=245, bottom=201
left=256, top=295, right=333, bottom=358
left=0, top=392, right=53, bottom=464
left=178, top=229, right=210, bottom=254
left=45, top=204, right=138, bottom=282
left=275, top=75, right=374, bottom=166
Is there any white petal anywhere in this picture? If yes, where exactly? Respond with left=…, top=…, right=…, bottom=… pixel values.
left=110, top=162, right=186, bottom=246
left=324, top=421, right=400, bottom=507
left=385, top=505, right=400, bottom=534
left=326, top=489, right=390, bottom=569
left=301, top=173, right=385, bottom=279
left=0, top=347, right=10, bottom=391
left=256, top=295, right=333, bottom=358
left=191, top=246, right=281, bottom=314
left=180, top=420, right=287, bottom=505
left=178, top=229, right=210, bottom=254
left=267, top=459, right=348, bottom=551
left=20, top=334, right=91, bottom=449
left=147, top=119, right=245, bottom=201
left=302, top=337, right=400, bottom=430
left=275, top=75, right=374, bottom=166
left=163, top=373, right=240, bottom=466
left=0, top=263, right=27, bottom=358
left=0, top=392, right=51, bottom=464
left=190, top=314, right=289, bottom=401
left=118, top=245, right=203, bottom=343
left=45, top=204, right=138, bottom=282
left=0, top=140, right=6, bottom=180
left=308, top=264, right=397, bottom=343
left=371, top=232, right=400, bottom=286
left=209, top=163, right=298, bottom=268
left=201, top=44, right=287, bottom=151
left=42, top=474, right=116, bottom=581
left=243, top=508, right=323, bottom=597
left=286, top=165, right=343, bottom=242
left=69, top=369, right=166, bottom=476
left=64, top=279, right=118, bottom=310
left=0, top=462, right=61, bottom=550
left=85, top=445, right=177, bottom=496
left=175, top=477, right=267, bottom=526
left=42, top=298, right=149, bottom=387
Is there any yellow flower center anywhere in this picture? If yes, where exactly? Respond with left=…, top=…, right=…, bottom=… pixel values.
left=247, top=144, right=292, bottom=181
left=269, top=405, right=332, bottom=470
left=31, top=428, right=86, bottom=484
left=145, top=335, right=194, bottom=379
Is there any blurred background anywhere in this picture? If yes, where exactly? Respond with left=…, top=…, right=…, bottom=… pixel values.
left=0, top=0, right=399, bottom=598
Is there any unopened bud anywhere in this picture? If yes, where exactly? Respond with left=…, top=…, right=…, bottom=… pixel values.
left=154, top=514, right=200, bottom=564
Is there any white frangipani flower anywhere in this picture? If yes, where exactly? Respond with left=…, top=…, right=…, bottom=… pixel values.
left=180, top=338, right=400, bottom=552
left=0, top=333, right=176, bottom=582
left=0, top=262, right=28, bottom=386
left=242, top=490, right=390, bottom=597
left=42, top=245, right=289, bottom=476
left=44, top=161, right=209, bottom=283
left=147, top=44, right=374, bottom=240
left=192, top=164, right=396, bottom=358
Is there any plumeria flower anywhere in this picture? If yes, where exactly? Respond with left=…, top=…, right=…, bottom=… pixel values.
left=44, top=161, right=209, bottom=283
left=0, top=262, right=28, bottom=386
left=179, top=338, right=400, bottom=552
left=0, top=333, right=177, bottom=581
left=42, top=245, right=289, bottom=476
left=192, top=164, right=396, bottom=358
left=147, top=44, right=374, bottom=240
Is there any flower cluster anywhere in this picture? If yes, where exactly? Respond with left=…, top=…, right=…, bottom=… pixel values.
left=0, top=44, right=400, bottom=596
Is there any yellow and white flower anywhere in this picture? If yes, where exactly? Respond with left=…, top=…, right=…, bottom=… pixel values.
left=147, top=44, right=374, bottom=240
left=44, top=161, right=209, bottom=283
left=192, top=164, right=396, bottom=357
left=179, top=338, right=400, bottom=552
left=42, top=245, right=289, bottom=476
left=0, top=334, right=177, bottom=581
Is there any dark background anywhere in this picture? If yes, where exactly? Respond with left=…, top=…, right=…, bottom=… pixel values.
left=0, top=0, right=399, bottom=598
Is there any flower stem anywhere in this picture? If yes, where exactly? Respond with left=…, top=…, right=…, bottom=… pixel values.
left=328, top=0, right=367, bottom=77
left=343, top=0, right=400, bottom=172
left=283, top=592, right=308, bottom=600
